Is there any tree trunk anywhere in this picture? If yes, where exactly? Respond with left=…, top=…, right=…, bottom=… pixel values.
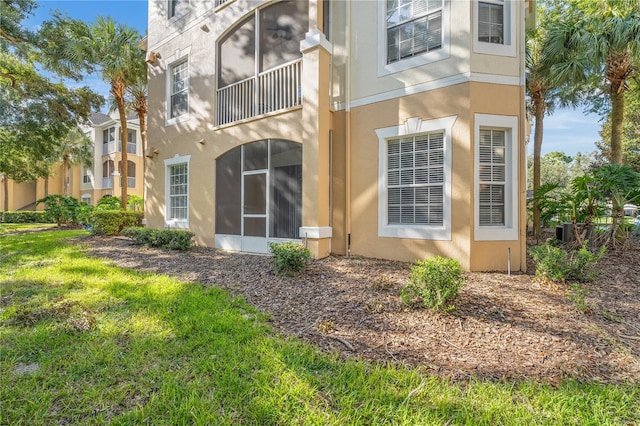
left=113, top=79, right=128, bottom=210
left=138, top=108, right=147, bottom=202
left=62, top=156, right=69, bottom=196
left=610, top=80, right=625, bottom=165
left=3, top=176, right=8, bottom=211
left=532, top=101, right=545, bottom=237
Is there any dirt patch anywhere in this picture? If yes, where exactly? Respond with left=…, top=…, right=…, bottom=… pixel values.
left=79, top=235, right=640, bottom=384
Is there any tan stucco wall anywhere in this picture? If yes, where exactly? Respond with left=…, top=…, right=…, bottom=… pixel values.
left=347, top=81, right=526, bottom=271
left=349, top=83, right=473, bottom=268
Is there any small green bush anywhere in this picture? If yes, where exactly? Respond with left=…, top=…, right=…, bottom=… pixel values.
left=530, top=242, right=605, bottom=283
left=89, top=211, right=143, bottom=236
left=0, top=211, right=51, bottom=223
left=95, top=196, right=122, bottom=211
left=529, top=243, right=570, bottom=282
left=401, top=256, right=466, bottom=311
left=121, top=227, right=194, bottom=250
left=268, top=242, right=312, bottom=276
left=36, top=195, right=84, bottom=226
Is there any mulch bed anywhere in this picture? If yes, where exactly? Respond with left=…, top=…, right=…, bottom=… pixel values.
left=78, top=235, right=640, bottom=384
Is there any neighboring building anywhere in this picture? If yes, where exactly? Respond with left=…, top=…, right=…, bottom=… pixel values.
left=144, top=0, right=535, bottom=271
left=0, top=112, right=144, bottom=210
left=78, top=112, right=145, bottom=206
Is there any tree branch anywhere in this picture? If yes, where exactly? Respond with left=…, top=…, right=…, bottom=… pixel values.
left=0, top=27, right=29, bottom=44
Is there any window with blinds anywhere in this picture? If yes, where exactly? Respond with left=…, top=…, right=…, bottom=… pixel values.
left=478, top=0, right=504, bottom=44
left=170, top=60, right=189, bottom=119
left=386, top=0, right=443, bottom=64
left=387, top=133, right=444, bottom=226
left=478, top=129, right=506, bottom=226
left=169, top=163, right=188, bottom=220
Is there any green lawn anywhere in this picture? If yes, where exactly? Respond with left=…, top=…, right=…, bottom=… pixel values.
left=0, top=223, right=56, bottom=235
left=1, top=231, right=639, bottom=425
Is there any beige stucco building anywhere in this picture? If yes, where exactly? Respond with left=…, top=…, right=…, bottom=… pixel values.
left=0, top=112, right=144, bottom=210
left=144, top=0, right=535, bottom=271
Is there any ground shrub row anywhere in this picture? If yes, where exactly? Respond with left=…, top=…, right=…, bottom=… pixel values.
left=0, top=211, right=52, bottom=223
left=122, top=227, right=194, bottom=250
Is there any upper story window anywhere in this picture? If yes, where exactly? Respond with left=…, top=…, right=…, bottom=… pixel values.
left=170, top=60, right=189, bottom=120
left=474, top=0, right=515, bottom=57
left=102, top=127, right=115, bottom=154
left=378, top=0, right=449, bottom=76
left=478, top=0, right=504, bottom=44
left=218, top=1, right=308, bottom=88
left=168, top=0, right=189, bottom=19
left=118, top=130, right=137, bottom=154
left=386, top=0, right=443, bottom=64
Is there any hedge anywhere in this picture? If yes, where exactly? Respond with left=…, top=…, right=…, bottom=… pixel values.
left=89, top=210, right=144, bottom=236
left=0, top=211, right=52, bottom=224
left=121, top=227, right=194, bottom=250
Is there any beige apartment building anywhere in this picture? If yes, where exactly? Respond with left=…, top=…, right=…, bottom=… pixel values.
left=0, top=112, right=144, bottom=210
left=144, top=0, right=535, bottom=271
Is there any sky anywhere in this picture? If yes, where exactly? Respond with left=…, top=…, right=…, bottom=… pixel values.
left=27, top=1, right=604, bottom=157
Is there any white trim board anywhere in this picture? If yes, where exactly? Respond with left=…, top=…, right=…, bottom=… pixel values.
left=348, top=72, right=521, bottom=110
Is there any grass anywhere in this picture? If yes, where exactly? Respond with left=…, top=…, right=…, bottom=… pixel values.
left=0, top=223, right=56, bottom=235
left=1, top=231, right=639, bottom=425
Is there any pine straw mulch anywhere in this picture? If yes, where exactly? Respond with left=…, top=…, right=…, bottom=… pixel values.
left=78, top=235, right=640, bottom=385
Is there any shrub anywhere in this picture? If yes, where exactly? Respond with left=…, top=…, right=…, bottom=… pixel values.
left=121, top=227, right=194, bottom=250
left=529, top=243, right=570, bottom=283
left=268, top=242, right=312, bottom=276
left=95, top=196, right=122, bottom=211
left=127, top=195, right=144, bottom=211
left=89, top=211, right=143, bottom=236
left=530, top=242, right=605, bottom=283
left=36, top=195, right=83, bottom=226
left=0, top=211, right=51, bottom=223
left=401, top=257, right=466, bottom=311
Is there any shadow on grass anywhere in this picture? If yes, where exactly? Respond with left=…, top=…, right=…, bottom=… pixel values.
left=1, top=231, right=639, bottom=424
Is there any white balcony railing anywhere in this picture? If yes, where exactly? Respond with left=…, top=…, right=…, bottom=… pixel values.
left=118, top=142, right=136, bottom=154
left=103, top=142, right=115, bottom=155
left=102, top=177, right=113, bottom=188
left=216, top=59, right=301, bottom=126
left=127, top=177, right=136, bottom=188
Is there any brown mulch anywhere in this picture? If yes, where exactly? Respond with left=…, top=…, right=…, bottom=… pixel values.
left=78, top=235, right=640, bottom=384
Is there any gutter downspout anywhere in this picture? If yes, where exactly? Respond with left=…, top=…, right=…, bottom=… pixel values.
left=345, top=0, right=352, bottom=258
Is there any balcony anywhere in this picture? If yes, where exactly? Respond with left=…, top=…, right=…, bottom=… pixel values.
left=216, top=59, right=302, bottom=126
left=127, top=177, right=136, bottom=188
left=117, top=142, right=136, bottom=154
left=102, top=142, right=115, bottom=155
left=102, top=177, right=113, bottom=188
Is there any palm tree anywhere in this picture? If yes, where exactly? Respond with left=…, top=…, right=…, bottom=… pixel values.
left=127, top=52, right=148, bottom=170
left=88, top=17, right=142, bottom=209
left=544, top=0, right=640, bottom=165
left=56, top=128, right=93, bottom=196
left=526, top=10, right=579, bottom=237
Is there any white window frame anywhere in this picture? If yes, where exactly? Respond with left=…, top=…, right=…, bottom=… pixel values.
left=168, top=0, right=189, bottom=21
left=164, top=154, right=191, bottom=229
left=378, top=0, right=450, bottom=77
left=376, top=116, right=456, bottom=240
left=474, top=114, right=518, bottom=241
left=165, top=48, right=191, bottom=127
left=473, top=0, right=516, bottom=57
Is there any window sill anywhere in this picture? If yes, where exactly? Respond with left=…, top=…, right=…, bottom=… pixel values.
left=165, top=113, right=189, bottom=127
left=379, top=224, right=450, bottom=241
